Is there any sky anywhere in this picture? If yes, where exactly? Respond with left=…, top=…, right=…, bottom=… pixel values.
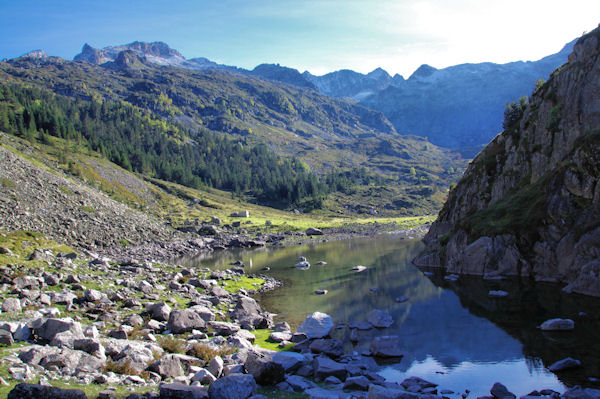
left=1, top=0, right=599, bottom=78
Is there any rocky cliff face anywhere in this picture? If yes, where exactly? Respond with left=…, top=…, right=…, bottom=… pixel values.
left=415, top=29, right=600, bottom=296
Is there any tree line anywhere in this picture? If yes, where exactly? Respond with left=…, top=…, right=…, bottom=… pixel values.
left=0, top=84, right=383, bottom=209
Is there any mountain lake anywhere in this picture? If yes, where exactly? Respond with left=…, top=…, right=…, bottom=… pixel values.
left=180, top=234, right=600, bottom=397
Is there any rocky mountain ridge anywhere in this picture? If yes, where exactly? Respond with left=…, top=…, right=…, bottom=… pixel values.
left=414, top=28, right=600, bottom=296
left=67, top=39, right=576, bottom=151
left=74, top=41, right=225, bottom=71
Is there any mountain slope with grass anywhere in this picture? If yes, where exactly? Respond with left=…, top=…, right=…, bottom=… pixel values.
left=414, top=29, right=600, bottom=296
left=0, top=47, right=465, bottom=215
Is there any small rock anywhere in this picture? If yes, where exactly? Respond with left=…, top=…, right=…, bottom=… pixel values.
left=352, top=265, right=367, bottom=272
left=314, top=289, right=328, bottom=295
left=539, top=318, right=575, bottom=331
left=395, top=296, right=410, bottom=303
left=548, top=357, right=581, bottom=372
left=488, top=290, right=509, bottom=298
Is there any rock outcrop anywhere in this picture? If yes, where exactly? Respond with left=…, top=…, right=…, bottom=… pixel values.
left=415, top=28, right=600, bottom=296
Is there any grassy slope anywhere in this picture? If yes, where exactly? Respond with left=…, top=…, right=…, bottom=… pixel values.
left=0, top=56, right=466, bottom=215
left=1, top=133, right=433, bottom=236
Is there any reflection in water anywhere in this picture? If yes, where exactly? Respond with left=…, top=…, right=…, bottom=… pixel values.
left=180, top=235, right=600, bottom=397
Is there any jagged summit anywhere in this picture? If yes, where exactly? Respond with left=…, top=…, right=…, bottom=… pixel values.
left=18, top=49, right=48, bottom=59
left=73, top=41, right=224, bottom=71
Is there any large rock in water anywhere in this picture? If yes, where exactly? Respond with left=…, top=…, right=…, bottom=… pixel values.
left=414, top=28, right=600, bottom=296
left=490, top=382, right=516, bottom=399
left=297, top=312, right=334, bottom=339
left=8, top=383, right=87, bottom=399
left=207, top=373, right=256, bottom=399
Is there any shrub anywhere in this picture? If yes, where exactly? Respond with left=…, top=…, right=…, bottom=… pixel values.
left=187, top=343, right=236, bottom=362
left=158, top=335, right=185, bottom=354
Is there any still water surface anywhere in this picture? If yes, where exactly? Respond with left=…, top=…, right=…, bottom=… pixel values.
left=182, top=235, right=600, bottom=397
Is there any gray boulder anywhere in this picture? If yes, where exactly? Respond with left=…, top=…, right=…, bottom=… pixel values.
left=367, top=310, right=394, bottom=328
left=401, top=377, right=437, bottom=391
left=8, top=383, right=88, bottom=399
left=149, top=302, right=172, bottom=322
left=83, top=289, right=103, bottom=302
left=209, top=321, right=240, bottom=336
left=33, top=318, right=84, bottom=342
left=2, top=298, right=22, bottom=313
left=159, top=382, right=208, bottom=399
left=168, top=309, right=207, bottom=334
left=297, top=312, right=333, bottom=339
left=272, top=351, right=308, bottom=373
left=207, top=373, right=256, bottom=399
left=313, top=355, right=347, bottom=381
left=191, top=368, right=217, bottom=385
left=207, top=355, right=224, bottom=378
left=306, top=227, right=324, bottom=236
left=150, top=354, right=184, bottom=379
left=244, top=351, right=285, bottom=385
left=309, top=339, right=344, bottom=358
left=0, top=329, right=14, bottom=346
left=269, top=331, right=292, bottom=343
left=343, top=375, right=371, bottom=391
left=490, top=382, right=516, bottom=399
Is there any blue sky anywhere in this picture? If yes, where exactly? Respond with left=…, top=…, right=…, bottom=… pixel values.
left=1, top=0, right=599, bottom=77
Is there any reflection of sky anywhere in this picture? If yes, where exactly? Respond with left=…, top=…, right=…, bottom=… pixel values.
left=380, top=356, right=565, bottom=398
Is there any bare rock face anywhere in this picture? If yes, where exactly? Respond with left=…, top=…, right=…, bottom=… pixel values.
left=416, top=28, right=600, bottom=296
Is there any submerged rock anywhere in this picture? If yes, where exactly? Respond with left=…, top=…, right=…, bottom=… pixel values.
left=367, top=309, right=394, bottom=328
left=370, top=335, right=403, bottom=358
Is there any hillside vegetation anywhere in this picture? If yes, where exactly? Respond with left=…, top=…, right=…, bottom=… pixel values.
left=0, top=51, right=465, bottom=215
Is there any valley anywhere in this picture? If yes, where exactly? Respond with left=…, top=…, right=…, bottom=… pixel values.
left=0, top=18, right=598, bottom=399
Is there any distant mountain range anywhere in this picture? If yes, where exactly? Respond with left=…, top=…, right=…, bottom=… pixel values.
left=70, top=40, right=575, bottom=152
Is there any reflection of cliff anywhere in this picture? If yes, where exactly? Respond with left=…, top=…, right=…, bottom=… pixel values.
left=426, top=275, right=600, bottom=387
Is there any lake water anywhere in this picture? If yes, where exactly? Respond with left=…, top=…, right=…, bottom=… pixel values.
left=181, top=234, right=600, bottom=397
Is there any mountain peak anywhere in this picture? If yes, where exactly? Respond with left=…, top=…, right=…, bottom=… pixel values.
left=409, top=64, right=438, bottom=80
left=367, top=67, right=391, bottom=81
left=73, top=41, right=185, bottom=66
left=251, top=63, right=317, bottom=89
left=19, top=50, right=48, bottom=59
